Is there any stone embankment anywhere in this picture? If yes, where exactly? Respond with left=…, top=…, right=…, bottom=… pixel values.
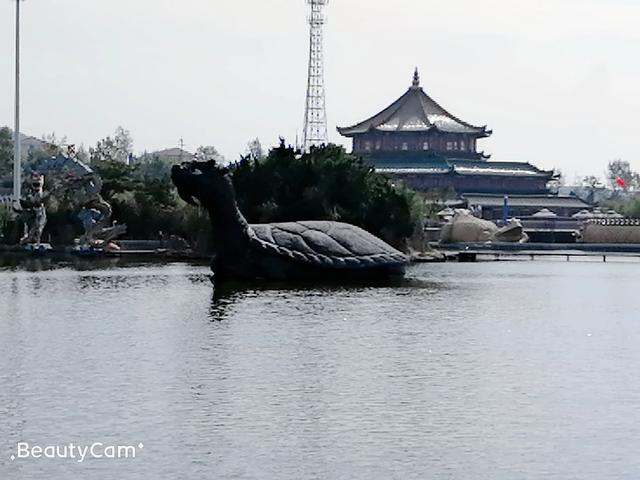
left=580, top=219, right=640, bottom=244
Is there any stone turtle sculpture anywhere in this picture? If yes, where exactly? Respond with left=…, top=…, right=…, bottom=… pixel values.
left=171, top=161, right=408, bottom=281
left=440, top=210, right=528, bottom=244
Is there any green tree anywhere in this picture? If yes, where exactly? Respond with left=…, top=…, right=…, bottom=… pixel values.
left=136, top=154, right=173, bottom=180
left=75, top=144, right=90, bottom=164
left=0, top=127, right=13, bottom=178
left=600, top=195, right=640, bottom=218
left=92, top=159, right=139, bottom=198
left=230, top=142, right=423, bottom=247
left=90, top=126, right=133, bottom=164
left=607, top=159, right=638, bottom=190
left=15, top=135, right=421, bottom=251
left=245, top=138, right=264, bottom=160
left=195, top=145, right=224, bottom=163
left=41, top=132, right=68, bottom=156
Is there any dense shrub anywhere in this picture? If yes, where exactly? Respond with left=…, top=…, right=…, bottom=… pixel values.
left=231, top=143, right=423, bottom=248
left=4, top=142, right=423, bottom=251
left=600, top=196, right=640, bottom=218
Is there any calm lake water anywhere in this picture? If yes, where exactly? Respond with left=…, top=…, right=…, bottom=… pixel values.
left=1, top=258, right=639, bottom=479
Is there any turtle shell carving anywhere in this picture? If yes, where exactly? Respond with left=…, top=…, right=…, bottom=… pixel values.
left=250, top=221, right=408, bottom=269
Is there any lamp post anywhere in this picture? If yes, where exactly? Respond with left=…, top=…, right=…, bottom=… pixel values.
left=13, top=0, right=24, bottom=205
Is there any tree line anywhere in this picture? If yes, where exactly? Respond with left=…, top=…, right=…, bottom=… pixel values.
left=0, top=127, right=423, bottom=249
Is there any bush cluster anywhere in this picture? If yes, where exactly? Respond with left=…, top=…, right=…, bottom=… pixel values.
left=231, top=143, right=423, bottom=248
left=2, top=143, right=423, bottom=250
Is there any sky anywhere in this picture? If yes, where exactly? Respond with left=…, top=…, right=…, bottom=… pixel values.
left=1, top=0, right=639, bottom=181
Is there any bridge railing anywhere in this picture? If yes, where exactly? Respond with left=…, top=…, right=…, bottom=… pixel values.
left=585, top=218, right=640, bottom=227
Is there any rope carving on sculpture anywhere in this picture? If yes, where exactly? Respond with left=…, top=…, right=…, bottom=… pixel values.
left=249, top=232, right=405, bottom=268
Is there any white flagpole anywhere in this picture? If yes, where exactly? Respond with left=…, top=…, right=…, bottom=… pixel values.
left=13, top=0, right=22, bottom=204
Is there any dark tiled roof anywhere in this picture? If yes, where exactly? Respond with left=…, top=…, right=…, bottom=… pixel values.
left=364, top=153, right=553, bottom=178
left=366, top=152, right=451, bottom=171
left=463, top=194, right=590, bottom=209
left=337, top=69, right=489, bottom=137
left=449, top=160, right=553, bottom=177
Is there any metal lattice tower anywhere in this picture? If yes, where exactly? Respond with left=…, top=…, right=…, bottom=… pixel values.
left=302, top=0, right=328, bottom=151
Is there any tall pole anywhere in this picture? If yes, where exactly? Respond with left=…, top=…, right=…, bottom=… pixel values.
left=13, top=0, right=22, bottom=203
left=302, top=0, right=328, bottom=152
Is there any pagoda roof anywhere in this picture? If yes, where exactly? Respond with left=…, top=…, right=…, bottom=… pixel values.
left=449, top=159, right=552, bottom=178
left=337, top=69, right=490, bottom=137
left=366, top=154, right=554, bottom=179
left=463, top=194, right=590, bottom=210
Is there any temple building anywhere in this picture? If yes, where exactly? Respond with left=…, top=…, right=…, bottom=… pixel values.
left=338, top=69, right=491, bottom=160
left=337, top=69, right=590, bottom=221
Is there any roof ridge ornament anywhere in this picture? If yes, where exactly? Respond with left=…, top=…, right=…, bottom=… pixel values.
left=411, top=67, right=420, bottom=89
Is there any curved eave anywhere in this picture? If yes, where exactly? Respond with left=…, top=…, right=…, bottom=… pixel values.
left=376, top=167, right=453, bottom=175
left=336, top=126, right=362, bottom=137
left=452, top=171, right=552, bottom=178
left=429, top=124, right=490, bottom=136
left=338, top=124, right=491, bottom=137
left=337, top=88, right=414, bottom=138
left=451, top=163, right=555, bottom=178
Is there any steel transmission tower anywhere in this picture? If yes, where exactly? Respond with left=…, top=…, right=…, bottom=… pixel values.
left=302, top=0, right=328, bottom=151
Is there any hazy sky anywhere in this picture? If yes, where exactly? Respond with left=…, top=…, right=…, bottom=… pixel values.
left=1, top=0, right=639, bottom=180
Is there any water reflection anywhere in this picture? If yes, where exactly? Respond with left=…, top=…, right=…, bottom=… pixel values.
left=0, top=253, right=210, bottom=273
left=1, top=261, right=640, bottom=479
left=208, top=274, right=443, bottom=322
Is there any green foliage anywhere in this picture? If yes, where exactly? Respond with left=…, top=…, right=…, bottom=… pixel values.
left=245, top=138, right=264, bottom=160
left=0, top=127, right=13, bottom=178
left=607, top=159, right=639, bottom=190
left=40, top=132, right=67, bottom=155
left=0, top=204, right=11, bottom=234
left=421, top=188, right=456, bottom=221
left=600, top=196, right=640, bottom=218
left=195, top=145, right=224, bottom=163
left=90, top=126, right=133, bottom=164
left=230, top=143, right=423, bottom=247
left=135, top=154, right=173, bottom=180
left=34, top=126, right=212, bottom=247
left=13, top=136, right=422, bottom=250
left=89, top=158, right=211, bottom=246
left=93, top=159, right=139, bottom=198
left=0, top=204, right=20, bottom=244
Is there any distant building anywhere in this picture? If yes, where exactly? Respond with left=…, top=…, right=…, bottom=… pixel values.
left=462, top=194, right=590, bottom=221
left=338, top=69, right=491, bottom=160
left=137, top=148, right=196, bottom=164
left=371, top=155, right=554, bottom=195
left=19, top=133, right=52, bottom=157
left=337, top=69, right=588, bottom=220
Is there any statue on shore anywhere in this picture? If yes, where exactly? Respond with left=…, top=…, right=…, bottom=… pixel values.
left=29, top=154, right=126, bottom=249
left=17, top=172, right=48, bottom=246
left=68, top=171, right=126, bottom=249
